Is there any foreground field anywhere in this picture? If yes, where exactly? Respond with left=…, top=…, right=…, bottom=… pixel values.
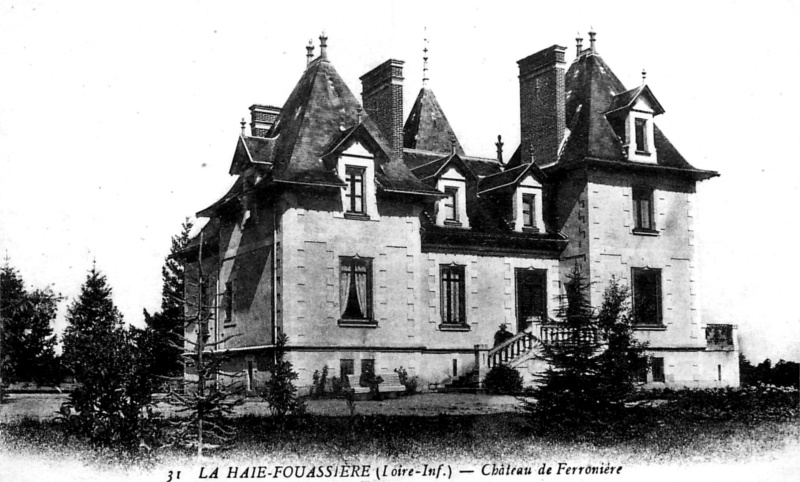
left=1, top=391, right=799, bottom=482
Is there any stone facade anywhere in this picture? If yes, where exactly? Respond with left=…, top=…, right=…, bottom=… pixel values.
left=183, top=31, right=739, bottom=394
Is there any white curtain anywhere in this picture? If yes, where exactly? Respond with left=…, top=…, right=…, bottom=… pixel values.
left=354, top=262, right=368, bottom=317
left=340, top=265, right=351, bottom=316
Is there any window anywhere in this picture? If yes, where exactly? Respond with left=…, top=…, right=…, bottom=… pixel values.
left=223, top=281, right=233, bottom=325
left=522, top=194, right=536, bottom=228
left=246, top=361, right=254, bottom=391
left=344, top=166, right=365, bottom=214
left=444, top=187, right=459, bottom=222
left=440, top=265, right=466, bottom=324
left=652, top=357, right=665, bottom=383
left=516, top=269, right=547, bottom=332
left=339, top=257, right=372, bottom=321
left=635, top=118, right=648, bottom=152
left=340, top=359, right=354, bottom=387
left=632, top=186, right=655, bottom=231
left=632, top=268, right=662, bottom=325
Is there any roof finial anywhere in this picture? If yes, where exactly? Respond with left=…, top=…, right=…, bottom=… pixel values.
left=450, top=134, right=457, bottom=155
left=495, top=134, right=504, bottom=164
left=641, top=68, right=647, bottom=85
left=576, top=32, right=583, bottom=56
left=240, top=117, right=246, bottom=136
left=319, top=31, right=328, bottom=61
left=588, top=27, right=597, bottom=53
left=422, top=30, right=429, bottom=88
left=357, top=106, right=363, bottom=124
left=306, top=39, right=315, bottom=66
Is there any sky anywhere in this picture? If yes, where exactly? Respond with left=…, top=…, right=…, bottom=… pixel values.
left=0, top=0, right=798, bottom=362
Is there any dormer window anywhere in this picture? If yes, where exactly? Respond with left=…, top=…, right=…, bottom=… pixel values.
left=634, top=118, right=648, bottom=153
left=344, top=166, right=365, bottom=214
left=435, top=166, right=469, bottom=228
left=522, top=194, right=536, bottom=228
left=444, top=187, right=459, bottom=222
left=336, top=140, right=377, bottom=220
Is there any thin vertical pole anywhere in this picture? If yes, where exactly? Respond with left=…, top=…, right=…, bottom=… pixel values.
left=197, top=232, right=205, bottom=459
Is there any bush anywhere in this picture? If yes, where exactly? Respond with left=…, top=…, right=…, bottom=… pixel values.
left=261, top=334, right=302, bottom=418
left=652, top=385, right=799, bottom=423
left=330, top=376, right=345, bottom=397
left=310, top=365, right=329, bottom=399
left=483, top=364, right=523, bottom=395
left=394, top=367, right=419, bottom=396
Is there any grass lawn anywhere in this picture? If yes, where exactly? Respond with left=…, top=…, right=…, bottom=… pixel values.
left=1, top=391, right=799, bottom=481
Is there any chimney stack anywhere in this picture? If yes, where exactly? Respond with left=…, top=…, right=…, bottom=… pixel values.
left=360, top=59, right=405, bottom=154
left=518, top=45, right=567, bottom=166
left=249, top=104, right=281, bottom=137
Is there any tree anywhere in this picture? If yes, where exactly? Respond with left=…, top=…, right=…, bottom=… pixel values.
left=594, top=277, right=649, bottom=409
left=142, top=219, right=194, bottom=380
left=61, top=266, right=160, bottom=450
left=165, top=234, right=243, bottom=457
left=0, top=261, right=60, bottom=386
left=261, top=333, right=302, bottom=418
left=526, top=266, right=648, bottom=429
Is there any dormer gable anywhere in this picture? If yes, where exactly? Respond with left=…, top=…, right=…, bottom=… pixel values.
left=605, top=85, right=665, bottom=164
left=229, top=135, right=276, bottom=176
left=478, top=163, right=547, bottom=233
left=410, top=153, right=475, bottom=228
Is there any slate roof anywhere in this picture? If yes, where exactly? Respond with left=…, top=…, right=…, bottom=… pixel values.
left=478, top=163, right=546, bottom=195
left=403, top=148, right=502, bottom=178
left=403, top=88, right=465, bottom=155
left=605, top=85, right=664, bottom=116
left=549, top=52, right=717, bottom=179
left=229, top=135, right=276, bottom=175
left=410, top=153, right=477, bottom=185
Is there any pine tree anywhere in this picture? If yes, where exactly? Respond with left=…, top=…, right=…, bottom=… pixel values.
left=61, top=266, right=160, bottom=450
left=1, top=261, right=60, bottom=386
left=142, top=219, right=193, bottom=380
left=526, top=267, right=650, bottom=429
left=527, top=264, right=603, bottom=427
left=261, top=333, right=302, bottom=418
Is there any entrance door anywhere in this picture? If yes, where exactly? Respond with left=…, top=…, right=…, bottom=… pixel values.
left=515, top=269, right=547, bottom=332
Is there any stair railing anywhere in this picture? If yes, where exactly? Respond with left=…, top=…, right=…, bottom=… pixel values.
left=487, top=329, right=536, bottom=368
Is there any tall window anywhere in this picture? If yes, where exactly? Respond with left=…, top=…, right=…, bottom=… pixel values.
left=633, top=186, right=655, bottom=231
left=635, top=118, right=648, bottom=152
left=440, top=265, right=466, bottom=324
left=223, top=281, right=233, bottom=325
left=344, top=166, right=365, bottom=214
left=340, top=359, right=354, bottom=387
left=339, top=257, right=372, bottom=320
left=652, top=357, right=665, bottom=383
left=444, top=187, right=458, bottom=222
left=632, top=268, right=662, bottom=325
left=516, top=269, right=547, bottom=332
left=522, top=194, right=536, bottom=228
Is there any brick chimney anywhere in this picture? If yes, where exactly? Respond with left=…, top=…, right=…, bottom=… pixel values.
left=360, top=59, right=405, bottom=154
left=249, top=104, right=281, bottom=137
left=518, top=45, right=567, bottom=166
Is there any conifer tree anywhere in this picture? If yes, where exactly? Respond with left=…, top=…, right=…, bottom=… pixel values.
left=61, top=265, right=160, bottom=450
left=1, top=261, right=60, bottom=386
left=142, top=219, right=193, bottom=380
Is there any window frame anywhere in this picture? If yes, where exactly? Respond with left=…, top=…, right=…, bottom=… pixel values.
left=632, top=267, right=663, bottom=326
left=444, top=186, right=459, bottom=223
left=223, top=280, right=234, bottom=326
left=338, top=256, right=375, bottom=327
left=440, top=264, right=466, bottom=327
left=522, top=193, right=536, bottom=229
left=634, top=117, right=648, bottom=153
left=652, top=357, right=665, bottom=383
left=632, top=186, right=656, bottom=233
left=344, top=165, right=366, bottom=215
left=515, top=268, right=548, bottom=332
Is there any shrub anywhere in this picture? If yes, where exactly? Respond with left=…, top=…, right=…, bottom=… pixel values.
left=310, top=365, right=329, bottom=399
left=330, top=376, right=345, bottom=397
left=261, top=334, right=302, bottom=418
left=483, top=364, right=523, bottom=395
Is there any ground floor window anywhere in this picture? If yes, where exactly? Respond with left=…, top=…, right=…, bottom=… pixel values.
left=340, top=256, right=373, bottom=320
left=440, top=265, right=466, bottom=324
left=632, top=267, right=662, bottom=325
left=652, top=357, right=665, bottom=383
left=515, top=268, right=547, bottom=331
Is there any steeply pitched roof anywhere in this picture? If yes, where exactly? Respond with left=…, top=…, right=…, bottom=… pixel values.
left=605, top=84, right=664, bottom=116
left=403, top=88, right=465, bottom=155
left=403, top=148, right=502, bottom=178
left=478, top=162, right=546, bottom=195
left=229, top=135, right=276, bottom=175
left=551, top=52, right=716, bottom=179
left=410, top=152, right=476, bottom=186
